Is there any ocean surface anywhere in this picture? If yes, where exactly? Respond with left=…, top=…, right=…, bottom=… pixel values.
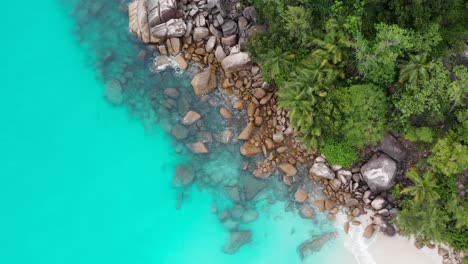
left=1, top=0, right=362, bottom=263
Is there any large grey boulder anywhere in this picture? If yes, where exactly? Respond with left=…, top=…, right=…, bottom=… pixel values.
left=147, top=0, right=177, bottom=27
left=221, top=20, right=238, bottom=37
left=223, top=230, right=252, bottom=254
left=242, top=6, right=257, bottom=23
left=128, top=0, right=151, bottom=43
left=309, top=162, right=335, bottom=179
left=193, top=27, right=210, bottom=40
left=361, top=154, right=397, bottom=193
left=151, top=19, right=186, bottom=38
left=221, top=52, right=252, bottom=73
left=378, top=133, right=408, bottom=162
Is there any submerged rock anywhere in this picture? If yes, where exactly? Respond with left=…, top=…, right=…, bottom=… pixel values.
left=186, top=142, right=209, bottom=154
left=171, top=124, right=189, bottom=140
left=172, top=165, right=194, bottom=187
left=223, top=230, right=252, bottom=254
left=182, top=110, right=202, bottom=125
left=240, top=175, right=267, bottom=200
left=298, top=232, right=337, bottom=260
left=104, top=79, right=123, bottom=105
left=361, top=154, right=396, bottom=192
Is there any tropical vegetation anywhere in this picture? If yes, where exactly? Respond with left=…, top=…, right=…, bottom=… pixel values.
left=242, top=0, right=468, bottom=252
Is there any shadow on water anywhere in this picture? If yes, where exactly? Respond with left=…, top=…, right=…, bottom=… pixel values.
left=56, top=0, right=348, bottom=263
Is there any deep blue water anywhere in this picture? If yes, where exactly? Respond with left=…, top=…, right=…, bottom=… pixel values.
left=1, top=1, right=356, bottom=263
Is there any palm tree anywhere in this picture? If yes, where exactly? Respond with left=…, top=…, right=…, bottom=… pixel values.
left=259, top=50, right=294, bottom=81
left=401, top=168, right=440, bottom=202
left=398, top=53, right=434, bottom=84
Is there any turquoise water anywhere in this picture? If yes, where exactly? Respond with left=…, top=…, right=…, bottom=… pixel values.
left=1, top=0, right=357, bottom=263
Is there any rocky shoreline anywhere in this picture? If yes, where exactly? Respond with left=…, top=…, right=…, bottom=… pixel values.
left=125, top=0, right=462, bottom=263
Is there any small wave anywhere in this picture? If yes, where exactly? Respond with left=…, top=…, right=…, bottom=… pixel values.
left=336, top=213, right=377, bottom=264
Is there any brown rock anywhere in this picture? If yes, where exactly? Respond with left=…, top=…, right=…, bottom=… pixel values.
left=363, top=224, right=375, bottom=239
left=264, top=138, right=275, bottom=150
left=344, top=222, right=350, bottom=234
left=158, top=45, right=168, bottom=55
left=279, top=163, right=298, bottom=177
left=272, top=132, right=284, bottom=143
left=352, top=208, right=361, bottom=217
left=175, top=54, right=188, bottom=70
left=295, top=189, right=308, bottom=203
left=324, top=199, right=336, bottom=211
left=219, top=107, right=231, bottom=119
left=329, top=178, right=342, bottom=192
left=300, top=205, right=315, bottom=219
left=221, top=130, right=233, bottom=144
left=233, top=101, right=244, bottom=109
left=238, top=123, right=256, bottom=140
left=195, top=47, right=206, bottom=55
left=221, top=52, right=252, bottom=73
left=240, top=142, right=261, bottom=157
left=438, top=247, right=449, bottom=257
left=155, top=56, right=171, bottom=67
left=191, top=69, right=217, bottom=96
left=314, top=200, right=325, bottom=212
left=327, top=213, right=336, bottom=221
left=254, top=116, right=263, bottom=126
left=171, top=124, right=189, bottom=140
left=182, top=110, right=202, bottom=125
left=186, top=142, right=209, bottom=154
left=252, top=88, right=266, bottom=99
left=215, top=46, right=227, bottom=62
left=167, top=38, right=181, bottom=55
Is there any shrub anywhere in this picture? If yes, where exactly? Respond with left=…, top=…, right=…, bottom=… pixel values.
left=320, top=141, right=360, bottom=168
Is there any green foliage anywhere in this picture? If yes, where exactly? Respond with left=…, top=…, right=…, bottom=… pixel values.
left=282, top=6, right=314, bottom=47
left=428, top=133, right=468, bottom=176
left=355, top=24, right=412, bottom=85
left=448, top=65, right=468, bottom=110
left=396, top=169, right=468, bottom=248
left=400, top=168, right=440, bottom=202
left=337, top=84, right=388, bottom=147
left=320, top=141, right=360, bottom=168
left=398, top=53, right=434, bottom=84
left=246, top=0, right=468, bottom=250
left=404, top=126, right=435, bottom=143
left=394, top=61, right=452, bottom=125
left=278, top=18, right=353, bottom=149
left=396, top=199, right=450, bottom=243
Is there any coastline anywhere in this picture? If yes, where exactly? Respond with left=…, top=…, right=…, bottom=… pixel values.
left=125, top=1, right=462, bottom=263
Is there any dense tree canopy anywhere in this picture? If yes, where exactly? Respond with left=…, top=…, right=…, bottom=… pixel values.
left=244, top=0, right=468, bottom=250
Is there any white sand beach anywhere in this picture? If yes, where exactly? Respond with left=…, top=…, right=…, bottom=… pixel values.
left=338, top=212, right=448, bottom=264
left=368, top=233, right=443, bottom=264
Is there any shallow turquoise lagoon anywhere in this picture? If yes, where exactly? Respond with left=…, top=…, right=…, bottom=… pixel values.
left=1, top=1, right=357, bottom=264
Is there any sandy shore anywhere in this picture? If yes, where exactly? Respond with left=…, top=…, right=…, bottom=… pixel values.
left=368, top=233, right=443, bottom=264
left=337, top=212, right=446, bottom=264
